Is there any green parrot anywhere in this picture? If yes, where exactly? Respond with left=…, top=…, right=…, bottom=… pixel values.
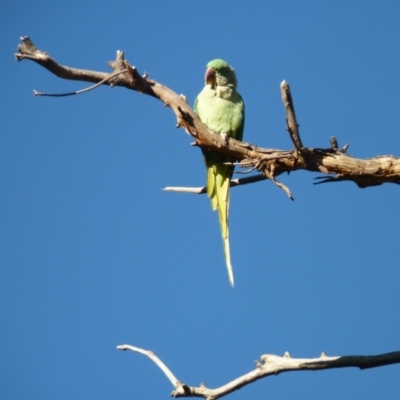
left=193, top=59, right=245, bottom=286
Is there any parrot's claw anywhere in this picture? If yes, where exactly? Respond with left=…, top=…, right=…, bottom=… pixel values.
left=221, top=132, right=229, bottom=145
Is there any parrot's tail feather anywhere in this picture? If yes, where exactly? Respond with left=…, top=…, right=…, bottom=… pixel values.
left=207, top=164, right=218, bottom=210
left=223, top=236, right=234, bottom=287
left=205, top=152, right=234, bottom=286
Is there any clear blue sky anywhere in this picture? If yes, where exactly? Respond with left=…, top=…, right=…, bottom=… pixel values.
left=1, top=1, right=399, bottom=399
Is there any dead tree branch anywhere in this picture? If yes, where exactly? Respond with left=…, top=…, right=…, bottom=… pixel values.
left=15, top=36, right=400, bottom=191
left=163, top=174, right=294, bottom=199
left=117, top=344, right=400, bottom=399
left=280, top=80, right=305, bottom=164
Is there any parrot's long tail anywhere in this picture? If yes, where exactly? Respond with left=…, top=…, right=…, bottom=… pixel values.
left=222, top=235, right=234, bottom=286
left=206, top=158, right=234, bottom=286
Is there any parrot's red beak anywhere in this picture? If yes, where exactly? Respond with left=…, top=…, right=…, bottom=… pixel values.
left=205, top=67, right=216, bottom=86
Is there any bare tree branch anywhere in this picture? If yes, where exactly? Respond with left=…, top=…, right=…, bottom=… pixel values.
left=33, top=69, right=128, bottom=97
left=15, top=36, right=400, bottom=195
left=116, top=345, right=190, bottom=395
left=280, top=80, right=304, bottom=162
left=117, top=344, right=400, bottom=399
left=16, top=36, right=400, bottom=193
left=163, top=173, right=267, bottom=194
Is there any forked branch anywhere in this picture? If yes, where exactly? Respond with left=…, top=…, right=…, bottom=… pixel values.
left=117, top=344, right=400, bottom=399
left=15, top=36, right=400, bottom=191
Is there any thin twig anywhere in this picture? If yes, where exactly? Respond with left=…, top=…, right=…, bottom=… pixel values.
left=235, top=167, right=259, bottom=174
left=270, top=178, right=294, bottom=200
left=163, top=186, right=207, bottom=194
left=116, top=344, right=185, bottom=390
left=33, top=69, right=128, bottom=97
left=261, top=168, right=294, bottom=200
left=163, top=174, right=269, bottom=194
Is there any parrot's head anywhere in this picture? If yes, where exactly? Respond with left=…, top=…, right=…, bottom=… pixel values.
left=205, top=59, right=238, bottom=89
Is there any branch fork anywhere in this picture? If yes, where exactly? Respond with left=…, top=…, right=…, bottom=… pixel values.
left=117, top=344, right=400, bottom=399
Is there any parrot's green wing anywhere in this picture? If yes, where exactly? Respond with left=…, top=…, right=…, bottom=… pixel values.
left=194, top=59, right=245, bottom=286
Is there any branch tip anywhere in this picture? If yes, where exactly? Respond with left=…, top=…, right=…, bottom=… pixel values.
left=330, top=136, right=338, bottom=150
left=117, top=344, right=181, bottom=389
left=280, top=78, right=304, bottom=154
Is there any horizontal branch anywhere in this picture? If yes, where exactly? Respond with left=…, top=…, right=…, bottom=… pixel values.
left=117, top=344, right=400, bottom=399
left=16, top=36, right=400, bottom=191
